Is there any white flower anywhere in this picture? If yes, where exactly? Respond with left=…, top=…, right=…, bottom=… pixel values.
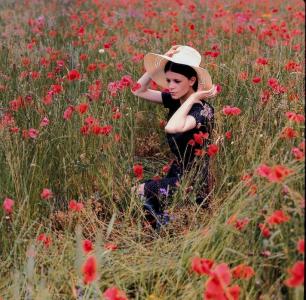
left=98, top=49, right=105, bottom=54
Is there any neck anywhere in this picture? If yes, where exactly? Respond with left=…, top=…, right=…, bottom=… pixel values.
left=180, top=89, right=195, bottom=105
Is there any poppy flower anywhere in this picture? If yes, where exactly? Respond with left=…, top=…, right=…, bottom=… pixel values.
left=82, top=256, right=97, bottom=284
left=40, top=117, right=49, bottom=127
left=191, top=257, right=214, bottom=275
left=3, top=197, right=14, bottom=214
left=297, top=239, right=304, bottom=254
left=232, top=263, right=255, bottom=280
left=82, top=240, right=93, bottom=253
left=75, top=103, right=89, bottom=115
left=291, top=147, right=304, bottom=160
left=28, top=128, right=39, bottom=139
left=266, top=210, right=290, bottom=225
left=207, top=144, right=219, bottom=156
left=131, top=82, right=142, bottom=92
left=40, top=188, right=53, bottom=200
left=252, top=76, right=261, bottom=83
left=225, top=131, right=232, bottom=139
left=222, top=106, right=241, bottom=116
left=280, top=127, right=299, bottom=139
left=258, top=223, right=271, bottom=238
left=69, top=199, right=84, bottom=212
left=284, top=261, right=304, bottom=287
left=63, top=106, right=74, bottom=120
left=133, top=164, right=143, bottom=180
left=103, top=286, right=128, bottom=300
left=67, top=69, right=81, bottom=81
left=37, top=233, right=52, bottom=248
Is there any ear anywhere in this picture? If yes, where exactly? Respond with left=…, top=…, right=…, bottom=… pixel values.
left=189, top=76, right=197, bottom=86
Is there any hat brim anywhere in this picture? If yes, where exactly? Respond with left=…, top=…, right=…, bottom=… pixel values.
left=144, top=53, right=213, bottom=91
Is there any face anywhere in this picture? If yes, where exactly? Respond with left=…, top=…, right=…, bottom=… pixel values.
left=165, top=71, right=196, bottom=100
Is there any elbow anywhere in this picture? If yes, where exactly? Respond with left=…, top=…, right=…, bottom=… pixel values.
left=165, top=125, right=179, bottom=134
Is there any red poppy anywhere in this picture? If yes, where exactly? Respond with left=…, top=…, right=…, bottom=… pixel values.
left=266, top=210, right=290, bottom=225
left=191, top=257, right=214, bottom=275
left=3, top=197, right=14, bottom=214
left=75, top=103, right=89, bottom=115
left=222, top=106, right=241, bottom=116
left=103, top=286, right=128, bottom=300
left=37, top=233, right=52, bottom=248
left=67, top=69, right=81, bottom=81
left=284, top=261, right=304, bottom=287
left=133, top=164, right=143, bottom=180
left=232, top=264, right=255, bottom=280
left=69, top=199, right=84, bottom=212
left=285, top=112, right=305, bottom=123
left=258, top=223, right=271, bottom=238
left=63, top=106, right=74, bottom=120
left=207, top=144, right=219, bottom=156
left=225, top=131, right=232, bottom=140
left=40, top=188, right=53, bottom=200
left=252, top=77, right=261, bottom=83
left=297, top=239, right=304, bottom=254
left=82, top=240, right=93, bottom=253
left=291, top=147, right=304, bottom=160
left=280, top=127, right=299, bottom=139
left=82, top=256, right=97, bottom=284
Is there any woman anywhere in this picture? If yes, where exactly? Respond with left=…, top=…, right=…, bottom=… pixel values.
left=131, top=45, right=217, bottom=230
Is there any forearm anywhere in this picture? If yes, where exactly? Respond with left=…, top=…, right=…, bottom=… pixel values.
left=133, top=72, right=152, bottom=94
left=165, top=95, right=195, bottom=131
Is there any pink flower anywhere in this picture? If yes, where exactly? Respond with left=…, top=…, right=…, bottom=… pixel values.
left=63, top=106, right=74, bottom=120
left=222, top=106, right=241, bottom=116
left=28, top=128, right=39, bottom=139
left=3, top=197, right=14, bottom=214
left=68, top=199, right=84, bottom=212
left=103, top=286, right=128, bottom=300
left=40, top=188, right=53, bottom=200
left=40, top=117, right=49, bottom=127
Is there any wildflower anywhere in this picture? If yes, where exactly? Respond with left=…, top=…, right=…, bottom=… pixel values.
left=37, top=233, right=52, bottom=248
left=232, top=264, right=255, bottom=280
left=222, top=106, right=241, bottom=116
left=63, top=106, right=74, bottom=120
left=75, top=103, right=89, bottom=115
left=191, top=257, right=214, bottom=275
left=133, top=164, right=143, bottom=180
left=204, top=263, right=240, bottom=300
left=103, top=286, right=128, bottom=300
left=234, top=217, right=249, bottom=231
left=131, top=82, right=142, bottom=92
left=82, top=256, right=97, bottom=285
left=3, top=197, right=14, bottom=214
left=67, top=69, right=80, bottom=81
left=225, top=131, right=232, bottom=139
left=285, top=112, right=305, bottom=123
left=195, top=149, right=205, bottom=156
left=40, top=188, right=53, bottom=200
left=69, top=199, right=84, bottom=212
left=40, top=117, right=49, bottom=127
left=266, top=210, right=290, bottom=225
left=207, top=144, right=219, bottom=156
left=280, top=127, right=299, bottom=139
left=256, top=57, right=269, bottom=65
left=82, top=240, right=93, bottom=253
left=252, top=77, right=261, bottom=83
left=292, top=147, right=304, bottom=160
left=297, top=239, right=304, bottom=254
left=258, top=223, right=271, bottom=238
left=28, top=128, right=39, bottom=139
left=284, top=261, right=304, bottom=287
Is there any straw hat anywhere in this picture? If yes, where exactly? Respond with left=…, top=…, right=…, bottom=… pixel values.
left=144, top=45, right=212, bottom=91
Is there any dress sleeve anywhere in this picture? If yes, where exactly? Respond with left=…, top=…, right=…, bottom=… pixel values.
left=188, top=102, right=214, bottom=131
left=161, top=92, right=173, bottom=108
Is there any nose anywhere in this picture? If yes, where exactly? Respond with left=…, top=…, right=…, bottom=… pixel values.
left=168, top=82, right=176, bottom=90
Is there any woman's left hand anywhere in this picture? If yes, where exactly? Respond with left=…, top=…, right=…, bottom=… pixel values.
left=192, top=84, right=218, bottom=101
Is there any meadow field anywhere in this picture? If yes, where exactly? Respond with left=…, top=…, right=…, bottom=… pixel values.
left=0, top=0, right=304, bottom=299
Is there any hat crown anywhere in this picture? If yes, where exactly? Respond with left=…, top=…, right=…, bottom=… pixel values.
left=169, top=46, right=201, bottom=67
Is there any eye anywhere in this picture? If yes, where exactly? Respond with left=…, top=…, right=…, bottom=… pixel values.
left=166, top=79, right=170, bottom=83
left=174, top=80, right=181, bottom=83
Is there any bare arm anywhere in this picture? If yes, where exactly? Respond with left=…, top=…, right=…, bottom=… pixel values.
left=131, top=72, right=162, bottom=104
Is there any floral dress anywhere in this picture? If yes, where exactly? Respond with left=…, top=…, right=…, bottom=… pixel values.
left=142, top=92, right=214, bottom=229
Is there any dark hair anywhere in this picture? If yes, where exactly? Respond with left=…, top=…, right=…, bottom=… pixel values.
left=164, top=61, right=198, bottom=91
